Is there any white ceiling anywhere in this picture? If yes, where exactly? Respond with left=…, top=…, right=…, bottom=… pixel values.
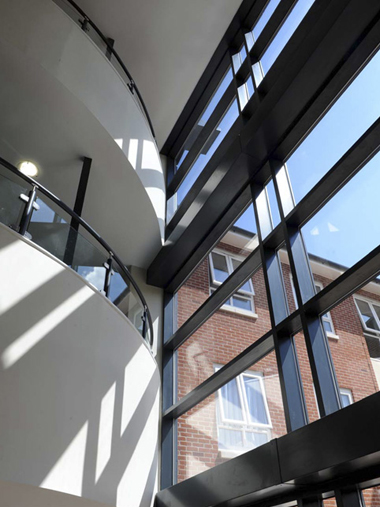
left=76, top=0, right=242, bottom=148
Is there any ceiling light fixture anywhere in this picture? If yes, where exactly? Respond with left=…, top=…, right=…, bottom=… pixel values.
left=18, top=161, right=39, bottom=178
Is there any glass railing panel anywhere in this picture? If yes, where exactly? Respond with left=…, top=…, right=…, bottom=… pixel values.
left=29, top=195, right=108, bottom=291
left=298, top=152, right=380, bottom=300
left=175, top=67, right=234, bottom=174
left=175, top=98, right=239, bottom=207
left=284, top=47, right=380, bottom=207
left=0, top=172, right=27, bottom=229
left=176, top=347, right=286, bottom=483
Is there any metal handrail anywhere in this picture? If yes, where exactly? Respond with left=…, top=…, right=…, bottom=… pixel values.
left=56, top=0, right=156, bottom=140
left=0, top=156, right=154, bottom=348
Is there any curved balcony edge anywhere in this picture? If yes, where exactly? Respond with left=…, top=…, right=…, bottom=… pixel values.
left=0, top=155, right=155, bottom=350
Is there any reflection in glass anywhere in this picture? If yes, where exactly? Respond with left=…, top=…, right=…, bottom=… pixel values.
left=301, top=152, right=380, bottom=298
left=286, top=47, right=380, bottom=205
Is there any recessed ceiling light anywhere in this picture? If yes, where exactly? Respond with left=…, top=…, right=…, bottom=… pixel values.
left=19, top=161, right=39, bottom=178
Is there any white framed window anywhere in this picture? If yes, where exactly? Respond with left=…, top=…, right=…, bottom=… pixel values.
left=340, top=388, right=353, bottom=408
left=232, top=44, right=247, bottom=73
left=290, top=276, right=338, bottom=339
left=209, top=250, right=256, bottom=316
left=215, top=367, right=272, bottom=456
left=314, top=282, right=338, bottom=339
left=354, top=296, right=380, bottom=335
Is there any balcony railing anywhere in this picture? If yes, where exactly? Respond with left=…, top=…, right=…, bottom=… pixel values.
left=52, top=0, right=156, bottom=140
left=0, top=156, right=154, bottom=348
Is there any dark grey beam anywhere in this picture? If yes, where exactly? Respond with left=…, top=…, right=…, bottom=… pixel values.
left=161, top=292, right=177, bottom=489
left=165, top=247, right=261, bottom=350
left=156, top=392, right=380, bottom=507
left=73, top=156, right=92, bottom=218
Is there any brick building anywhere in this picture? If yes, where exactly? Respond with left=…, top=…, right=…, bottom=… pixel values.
left=177, top=227, right=380, bottom=484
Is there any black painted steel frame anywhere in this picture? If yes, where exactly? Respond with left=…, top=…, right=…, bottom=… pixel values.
left=157, top=0, right=380, bottom=502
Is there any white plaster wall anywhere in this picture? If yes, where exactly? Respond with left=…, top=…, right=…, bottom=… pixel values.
left=0, top=224, right=160, bottom=507
left=0, top=0, right=165, bottom=238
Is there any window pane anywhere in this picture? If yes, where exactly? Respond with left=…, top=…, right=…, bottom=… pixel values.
left=323, top=319, right=333, bottom=334
left=212, top=252, right=229, bottom=283
left=177, top=99, right=239, bottom=206
left=218, top=428, right=243, bottom=449
left=176, top=349, right=286, bottom=482
left=220, top=379, right=243, bottom=421
left=232, top=295, right=253, bottom=311
left=245, top=430, right=269, bottom=448
left=300, top=154, right=380, bottom=298
left=373, top=303, right=380, bottom=323
left=286, top=48, right=380, bottom=205
left=243, top=376, right=269, bottom=424
left=261, top=0, right=315, bottom=74
left=340, top=393, right=351, bottom=408
left=253, top=0, right=282, bottom=40
left=231, top=258, right=253, bottom=293
left=356, top=300, right=379, bottom=331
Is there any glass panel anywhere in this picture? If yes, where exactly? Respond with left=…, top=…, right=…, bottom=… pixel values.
left=356, top=300, right=379, bottom=331
left=252, top=0, right=282, bottom=41
left=231, top=295, right=253, bottom=311
left=218, top=428, right=243, bottom=449
left=266, top=180, right=281, bottom=229
left=212, top=252, right=229, bottom=283
left=243, top=375, right=269, bottom=424
left=176, top=99, right=239, bottom=206
left=176, top=266, right=271, bottom=400
left=362, top=485, right=380, bottom=507
left=300, top=154, right=380, bottom=298
left=286, top=47, right=380, bottom=206
left=220, top=378, right=243, bottom=421
left=175, top=68, right=234, bottom=172
left=176, top=349, right=286, bottom=482
left=260, top=0, right=315, bottom=74
left=231, top=258, right=253, bottom=293
left=252, top=62, right=264, bottom=87
left=232, top=45, right=247, bottom=73
left=0, top=172, right=27, bottom=229
left=340, top=392, right=351, bottom=408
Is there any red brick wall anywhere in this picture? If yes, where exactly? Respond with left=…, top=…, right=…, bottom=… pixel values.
left=176, top=245, right=380, bottom=485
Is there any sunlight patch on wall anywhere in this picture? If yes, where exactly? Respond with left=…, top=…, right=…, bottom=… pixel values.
left=128, top=139, right=139, bottom=170
left=40, top=421, right=88, bottom=496
left=142, top=140, right=161, bottom=172
left=2, top=285, right=92, bottom=369
left=120, top=344, right=156, bottom=437
left=95, top=382, right=116, bottom=482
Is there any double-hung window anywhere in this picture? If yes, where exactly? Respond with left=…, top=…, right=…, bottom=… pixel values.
left=209, top=250, right=255, bottom=315
left=215, top=367, right=272, bottom=456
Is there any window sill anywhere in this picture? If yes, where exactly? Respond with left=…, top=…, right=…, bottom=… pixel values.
left=218, top=305, right=258, bottom=319
left=327, top=332, right=339, bottom=340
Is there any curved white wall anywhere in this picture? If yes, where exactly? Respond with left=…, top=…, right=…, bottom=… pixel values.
left=0, top=224, right=160, bottom=507
left=0, top=0, right=165, bottom=239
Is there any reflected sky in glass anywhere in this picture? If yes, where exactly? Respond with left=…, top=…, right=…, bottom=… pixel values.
left=302, top=151, right=380, bottom=269
left=261, top=0, right=315, bottom=74
left=287, top=48, right=380, bottom=204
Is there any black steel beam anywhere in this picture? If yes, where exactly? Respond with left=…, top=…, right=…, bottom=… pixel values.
left=156, top=392, right=380, bottom=507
